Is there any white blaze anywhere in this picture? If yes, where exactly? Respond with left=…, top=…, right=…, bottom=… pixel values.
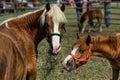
left=62, top=46, right=79, bottom=67
left=52, top=20, right=61, bottom=53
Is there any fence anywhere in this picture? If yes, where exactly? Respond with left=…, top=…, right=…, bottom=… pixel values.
left=0, top=1, right=120, bottom=26
left=64, top=2, right=120, bottom=26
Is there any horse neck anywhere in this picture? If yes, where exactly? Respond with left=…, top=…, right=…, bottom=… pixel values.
left=91, top=36, right=117, bottom=59
left=14, top=9, right=46, bottom=46
left=28, top=10, right=47, bottom=46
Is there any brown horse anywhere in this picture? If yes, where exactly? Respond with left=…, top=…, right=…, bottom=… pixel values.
left=0, top=3, right=67, bottom=80
left=63, top=33, right=120, bottom=80
left=78, top=9, right=103, bottom=33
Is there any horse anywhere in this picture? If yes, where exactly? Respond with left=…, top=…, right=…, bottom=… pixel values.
left=78, top=9, right=103, bottom=33
left=0, top=3, right=67, bottom=80
left=62, top=33, right=120, bottom=80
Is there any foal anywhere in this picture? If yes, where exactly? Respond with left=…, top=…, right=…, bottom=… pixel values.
left=78, top=9, right=103, bottom=33
left=63, top=33, right=120, bottom=80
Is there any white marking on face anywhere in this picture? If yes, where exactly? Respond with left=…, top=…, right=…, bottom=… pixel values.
left=53, top=20, right=60, bottom=34
left=52, top=20, right=60, bottom=53
left=62, top=46, right=79, bottom=67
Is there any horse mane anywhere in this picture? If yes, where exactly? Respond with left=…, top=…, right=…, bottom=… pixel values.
left=91, top=34, right=120, bottom=58
left=0, top=7, right=45, bottom=28
left=40, top=4, right=67, bottom=25
left=108, top=35, right=120, bottom=51
left=0, top=4, right=67, bottom=28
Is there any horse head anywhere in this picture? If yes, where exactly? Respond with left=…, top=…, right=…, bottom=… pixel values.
left=62, top=34, right=92, bottom=71
left=43, top=3, right=67, bottom=54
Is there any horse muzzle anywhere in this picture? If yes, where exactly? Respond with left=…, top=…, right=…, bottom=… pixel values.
left=52, top=45, right=61, bottom=54
left=62, top=60, right=75, bottom=72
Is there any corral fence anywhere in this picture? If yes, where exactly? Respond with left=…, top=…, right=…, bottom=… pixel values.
left=63, top=1, right=120, bottom=26
left=0, top=1, right=120, bottom=26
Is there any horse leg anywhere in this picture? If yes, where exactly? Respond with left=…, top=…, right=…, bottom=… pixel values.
left=98, top=24, right=102, bottom=32
left=97, top=18, right=102, bottom=32
left=26, top=64, right=36, bottom=80
left=88, top=24, right=91, bottom=32
left=111, top=68, right=119, bottom=80
left=109, top=60, right=119, bottom=80
left=87, top=20, right=91, bottom=32
left=81, top=20, right=88, bottom=33
left=81, top=27, right=85, bottom=33
left=81, top=23, right=87, bottom=33
left=78, top=22, right=82, bottom=32
left=26, top=55, right=37, bottom=80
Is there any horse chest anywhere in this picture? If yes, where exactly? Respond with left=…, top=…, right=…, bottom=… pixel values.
left=111, top=58, right=120, bottom=68
left=116, top=59, right=120, bottom=67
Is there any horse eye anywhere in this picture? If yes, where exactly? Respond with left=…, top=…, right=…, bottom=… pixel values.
left=60, top=23, right=65, bottom=27
left=44, top=23, right=49, bottom=32
left=79, top=49, right=85, bottom=53
left=44, top=23, right=49, bottom=27
left=61, top=23, right=66, bottom=32
left=62, top=23, right=65, bottom=27
left=71, top=47, right=73, bottom=50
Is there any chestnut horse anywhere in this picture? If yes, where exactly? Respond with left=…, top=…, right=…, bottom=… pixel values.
left=78, top=9, right=103, bottom=33
left=0, top=3, right=67, bottom=80
left=63, top=33, right=120, bottom=80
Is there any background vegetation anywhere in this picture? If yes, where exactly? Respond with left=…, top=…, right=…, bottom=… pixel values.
left=0, top=2, right=120, bottom=80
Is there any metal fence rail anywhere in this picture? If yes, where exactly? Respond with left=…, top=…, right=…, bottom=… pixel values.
left=0, top=2, right=120, bottom=26
left=64, top=2, right=120, bottom=26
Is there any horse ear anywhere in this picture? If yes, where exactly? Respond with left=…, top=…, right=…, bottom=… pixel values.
left=46, top=3, right=51, bottom=11
left=60, top=4, right=65, bottom=12
left=86, top=35, right=91, bottom=46
left=77, top=33, right=80, bottom=39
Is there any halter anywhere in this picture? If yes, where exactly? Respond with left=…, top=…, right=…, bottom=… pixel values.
left=69, top=45, right=92, bottom=68
left=46, top=33, right=64, bottom=44
left=46, top=33, right=63, bottom=54
left=46, top=33, right=63, bottom=39
left=45, top=23, right=66, bottom=44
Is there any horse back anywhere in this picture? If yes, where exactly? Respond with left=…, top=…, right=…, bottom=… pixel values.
left=88, top=9, right=103, bottom=20
left=0, top=32, right=26, bottom=80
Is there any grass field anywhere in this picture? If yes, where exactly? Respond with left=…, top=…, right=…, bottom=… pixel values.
left=37, top=25, right=120, bottom=80
left=37, top=3, right=120, bottom=80
left=0, top=2, right=120, bottom=80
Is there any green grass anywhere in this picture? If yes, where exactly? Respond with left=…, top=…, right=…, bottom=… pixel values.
left=0, top=3, right=120, bottom=80
left=37, top=25, right=120, bottom=80
left=36, top=3, right=120, bottom=79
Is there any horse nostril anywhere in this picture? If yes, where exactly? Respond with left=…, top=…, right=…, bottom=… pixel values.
left=66, top=61, right=72, bottom=67
left=66, top=60, right=75, bottom=72
left=57, top=45, right=61, bottom=50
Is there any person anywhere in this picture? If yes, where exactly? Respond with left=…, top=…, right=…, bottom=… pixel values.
left=86, top=0, right=93, bottom=12
left=1, top=0, right=8, bottom=14
left=70, top=0, right=85, bottom=21
left=86, top=0, right=93, bottom=27
left=69, top=0, right=86, bottom=31
left=100, top=0, right=111, bottom=28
